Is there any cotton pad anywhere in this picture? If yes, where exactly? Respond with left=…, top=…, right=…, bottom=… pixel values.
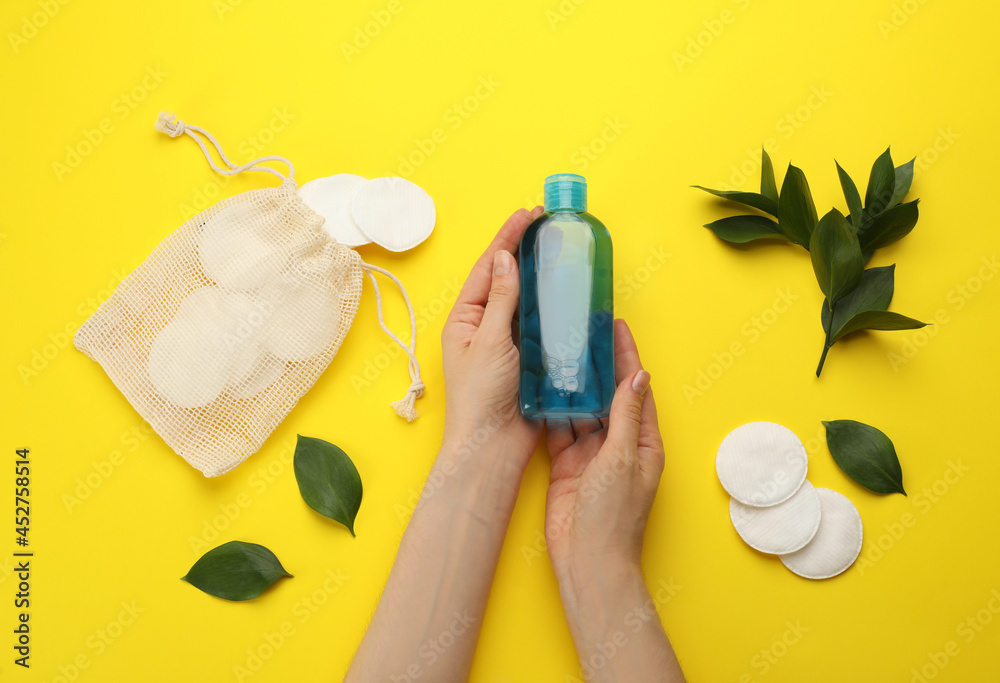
left=259, top=275, right=342, bottom=362
left=351, top=176, right=436, bottom=252
left=148, top=287, right=265, bottom=408
left=780, top=488, right=863, bottom=580
left=197, top=202, right=286, bottom=290
left=298, top=174, right=372, bottom=248
left=226, top=353, right=286, bottom=400
left=729, top=480, right=822, bottom=554
left=716, top=421, right=809, bottom=507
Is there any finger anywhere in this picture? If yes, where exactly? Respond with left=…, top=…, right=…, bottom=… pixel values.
left=545, top=419, right=576, bottom=456
left=570, top=418, right=604, bottom=439
left=453, top=207, right=538, bottom=312
left=604, top=369, right=651, bottom=460
left=637, top=386, right=665, bottom=482
left=613, top=319, right=643, bottom=386
left=478, top=250, right=520, bottom=340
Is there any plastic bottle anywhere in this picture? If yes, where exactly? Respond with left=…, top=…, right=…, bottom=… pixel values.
left=519, top=173, right=614, bottom=418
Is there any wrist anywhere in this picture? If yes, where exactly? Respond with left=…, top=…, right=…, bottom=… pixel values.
left=555, top=556, right=648, bottom=652
left=419, top=430, right=532, bottom=528
left=559, top=553, right=643, bottom=600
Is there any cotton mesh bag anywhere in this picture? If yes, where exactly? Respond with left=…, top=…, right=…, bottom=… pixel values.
left=74, top=112, right=425, bottom=477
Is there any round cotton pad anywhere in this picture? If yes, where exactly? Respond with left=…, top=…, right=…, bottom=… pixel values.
left=298, top=174, right=372, bottom=248
left=226, top=352, right=286, bottom=400
left=729, top=480, right=822, bottom=554
left=148, top=287, right=264, bottom=408
left=351, top=176, right=436, bottom=252
left=780, top=488, right=863, bottom=579
left=259, top=276, right=342, bottom=362
left=197, top=202, right=286, bottom=290
left=716, top=421, right=809, bottom=507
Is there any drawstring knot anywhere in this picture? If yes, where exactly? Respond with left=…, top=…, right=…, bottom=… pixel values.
left=155, top=111, right=186, bottom=137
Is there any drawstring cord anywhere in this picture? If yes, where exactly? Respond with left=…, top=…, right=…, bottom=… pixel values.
left=361, top=261, right=424, bottom=421
left=155, top=111, right=294, bottom=183
left=154, top=110, right=423, bottom=421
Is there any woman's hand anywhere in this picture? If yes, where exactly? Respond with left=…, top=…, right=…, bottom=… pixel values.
left=544, top=320, right=684, bottom=682
left=440, top=206, right=544, bottom=475
left=346, top=207, right=550, bottom=683
left=544, top=319, right=664, bottom=578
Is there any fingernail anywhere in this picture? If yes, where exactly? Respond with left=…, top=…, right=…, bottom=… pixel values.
left=531, top=205, right=544, bottom=218
left=631, top=370, right=650, bottom=396
left=494, top=250, right=513, bottom=277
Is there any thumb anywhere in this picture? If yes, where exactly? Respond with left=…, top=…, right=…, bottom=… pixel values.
left=479, top=250, right=520, bottom=339
left=605, top=370, right=651, bottom=455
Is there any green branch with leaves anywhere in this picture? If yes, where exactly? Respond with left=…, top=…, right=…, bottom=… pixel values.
left=694, top=147, right=927, bottom=376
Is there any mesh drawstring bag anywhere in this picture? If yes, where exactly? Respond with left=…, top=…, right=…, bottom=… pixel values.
left=74, top=112, right=425, bottom=477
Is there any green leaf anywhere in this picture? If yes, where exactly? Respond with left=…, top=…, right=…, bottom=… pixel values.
left=823, top=420, right=906, bottom=495
left=823, top=265, right=896, bottom=339
left=182, top=541, right=292, bottom=601
left=776, top=164, right=818, bottom=247
left=859, top=199, right=919, bottom=251
left=760, top=148, right=779, bottom=203
left=704, top=215, right=787, bottom=244
left=692, top=186, right=778, bottom=216
left=864, top=147, right=896, bottom=216
left=293, top=435, right=363, bottom=536
left=835, top=160, right=863, bottom=228
left=831, top=309, right=927, bottom=343
left=890, top=157, right=915, bottom=207
left=809, top=209, right=864, bottom=306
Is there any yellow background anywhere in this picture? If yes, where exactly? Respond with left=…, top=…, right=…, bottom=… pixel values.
left=2, top=0, right=999, bottom=680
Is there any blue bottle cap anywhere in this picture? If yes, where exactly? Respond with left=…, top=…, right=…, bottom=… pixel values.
left=544, top=173, right=587, bottom=212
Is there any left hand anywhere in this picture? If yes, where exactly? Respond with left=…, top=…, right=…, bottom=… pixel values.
left=440, top=206, right=545, bottom=473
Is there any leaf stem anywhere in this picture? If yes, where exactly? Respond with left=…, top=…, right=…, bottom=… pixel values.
left=817, top=301, right=835, bottom=377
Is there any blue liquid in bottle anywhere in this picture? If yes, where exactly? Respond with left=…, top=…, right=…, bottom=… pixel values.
left=519, top=174, right=614, bottom=419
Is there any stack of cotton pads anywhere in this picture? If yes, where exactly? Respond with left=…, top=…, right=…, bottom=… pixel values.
left=716, top=422, right=864, bottom=579
left=298, top=174, right=436, bottom=252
